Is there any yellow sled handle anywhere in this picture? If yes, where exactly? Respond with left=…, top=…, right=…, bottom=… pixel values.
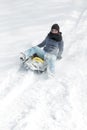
left=32, top=57, right=44, bottom=63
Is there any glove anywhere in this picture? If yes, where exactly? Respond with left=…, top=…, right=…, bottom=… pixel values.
left=57, top=55, right=62, bottom=60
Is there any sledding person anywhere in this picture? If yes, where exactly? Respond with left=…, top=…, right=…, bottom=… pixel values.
left=20, top=24, right=64, bottom=76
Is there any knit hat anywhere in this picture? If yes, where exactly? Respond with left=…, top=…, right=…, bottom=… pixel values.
left=51, top=24, right=59, bottom=31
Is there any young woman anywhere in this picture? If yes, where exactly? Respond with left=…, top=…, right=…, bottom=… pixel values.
left=20, top=24, right=64, bottom=76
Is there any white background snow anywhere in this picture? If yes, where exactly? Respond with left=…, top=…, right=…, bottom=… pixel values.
left=0, top=0, right=87, bottom=130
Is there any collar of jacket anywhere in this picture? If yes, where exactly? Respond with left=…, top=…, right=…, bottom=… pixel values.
left=48, top=32, right=62, bottom=41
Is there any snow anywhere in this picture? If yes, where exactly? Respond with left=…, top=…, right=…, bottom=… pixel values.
left=0, top=0, right=87, bottom=130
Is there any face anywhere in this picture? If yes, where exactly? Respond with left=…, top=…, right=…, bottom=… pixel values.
left=51, top=29, right=58, bottom=34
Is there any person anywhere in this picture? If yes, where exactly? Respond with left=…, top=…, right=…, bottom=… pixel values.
left=20, top=24, right=64, bottom=76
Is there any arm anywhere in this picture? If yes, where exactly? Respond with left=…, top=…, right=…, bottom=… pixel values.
left=37, top=40, right=46, bottom=47
left=57, top=40, right=64, bottom=59
left=37, top=36, right=47, bottom=48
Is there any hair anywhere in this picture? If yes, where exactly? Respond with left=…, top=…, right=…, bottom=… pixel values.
left=51, top=24, right=60, bottom=32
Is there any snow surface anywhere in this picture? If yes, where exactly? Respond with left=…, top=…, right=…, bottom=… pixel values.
left=0, top=0, right=87, bottom=130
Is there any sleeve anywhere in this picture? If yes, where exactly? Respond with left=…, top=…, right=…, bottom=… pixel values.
left=58, top=40, right=64, bottom=57
left=37, top=36, right=47, bottom=48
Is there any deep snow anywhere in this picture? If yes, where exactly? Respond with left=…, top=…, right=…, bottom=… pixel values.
left=0, top=0, right=87, bottom=130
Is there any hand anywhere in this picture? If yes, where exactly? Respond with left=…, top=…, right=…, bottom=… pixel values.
left=57, top=55, right=62, bottom=60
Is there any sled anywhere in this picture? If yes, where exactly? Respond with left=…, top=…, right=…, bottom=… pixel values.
left=22, top=53, right=47, bottom=72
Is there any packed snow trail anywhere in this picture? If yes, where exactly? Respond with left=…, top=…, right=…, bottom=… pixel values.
left=0, top=0, right=87, bottom=130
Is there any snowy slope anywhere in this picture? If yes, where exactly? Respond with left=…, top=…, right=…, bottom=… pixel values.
left=0, top=0, right=87, bottom=130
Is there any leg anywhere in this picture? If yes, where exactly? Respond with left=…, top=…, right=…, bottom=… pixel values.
left=24, top=46, right=45, bottom=59
left=44, top=53, right=56, bottom=74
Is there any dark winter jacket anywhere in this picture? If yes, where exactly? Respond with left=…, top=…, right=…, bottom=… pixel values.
left=37, top=32, right=64, bottom=57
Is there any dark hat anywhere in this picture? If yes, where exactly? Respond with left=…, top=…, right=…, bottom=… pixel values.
left=51, top=24, right=59, bottom=31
